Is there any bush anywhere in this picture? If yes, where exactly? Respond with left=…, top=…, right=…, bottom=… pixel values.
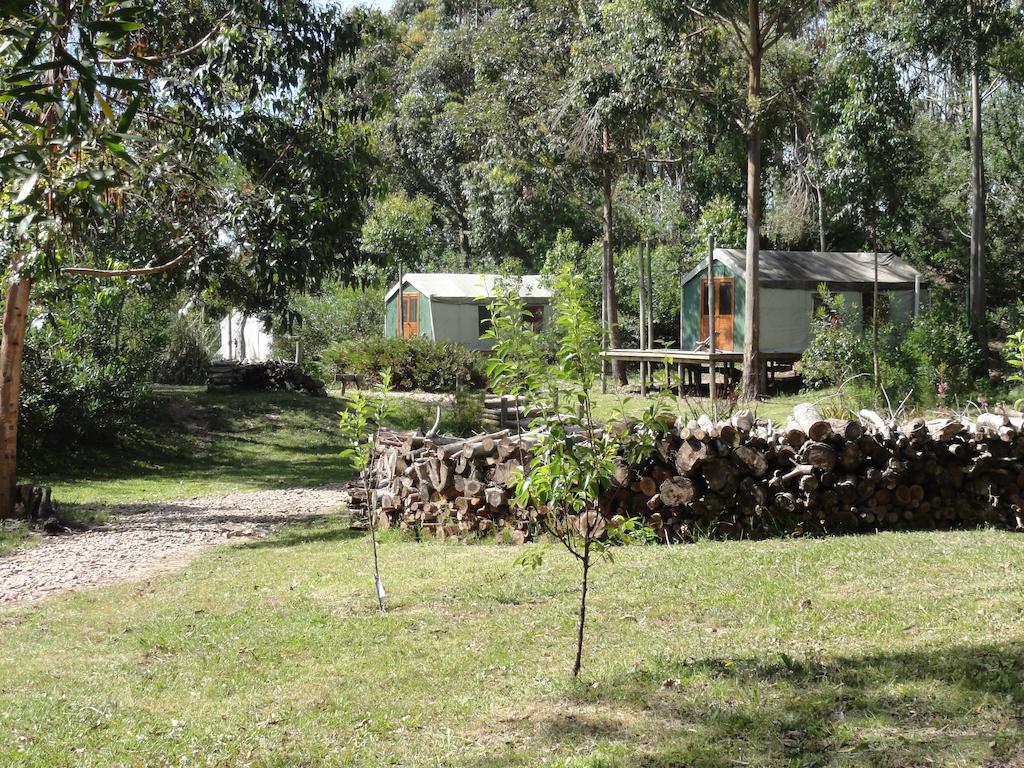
left=797, top=287, right=872, bottom=389
left=20, top=333, right=146, bottom=471
left=323, top=336, right=486, bottom=392
left=270, top=281, right=386, bottom=363
left=899, top=307, right=981, bottom=404
left=153, top=315, right=214, bottom=385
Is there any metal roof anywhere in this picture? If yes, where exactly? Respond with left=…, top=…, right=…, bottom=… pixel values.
left=384, top=273, right=552, bottom=303
left=681, top=249, right=928, bottom=291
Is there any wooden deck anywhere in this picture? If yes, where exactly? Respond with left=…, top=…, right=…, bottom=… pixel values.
left=600, top=348, right=801, bottom=399
left=601, top=348, right=743, bottom=364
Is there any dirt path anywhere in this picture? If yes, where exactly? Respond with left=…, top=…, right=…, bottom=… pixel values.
left=0, top=486, right=351, bottom=608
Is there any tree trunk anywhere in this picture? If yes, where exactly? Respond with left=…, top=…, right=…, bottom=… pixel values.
left=602, top=126, right=626, bottom=386
left=872, top=247, right=880, bottom=387
left=0, top=274, right=32, bottom=518
left=456, top=213, right=473, bottom=269
left=572, top=544, right=591, bottom=677
left=740, top=0, right=764, bottom=401
left=815, top=183, right=827, bottom=252
left=969, top=64, right=987, bottom=357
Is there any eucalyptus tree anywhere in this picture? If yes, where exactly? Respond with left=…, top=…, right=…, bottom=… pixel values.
left=0, top=1, right=371, bottom=517
left=557, top=0, right=673, bottom=385
left=814, top=35, right=917, bottom=385
left=886, top=0, right=1023, bottom=349
left=670, top=0, right=822, bottom=399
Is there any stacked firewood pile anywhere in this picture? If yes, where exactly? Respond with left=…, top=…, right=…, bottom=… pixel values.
left=207, top=360, right=327, bottom=396
left=358, top=403, right=1024, bottom=542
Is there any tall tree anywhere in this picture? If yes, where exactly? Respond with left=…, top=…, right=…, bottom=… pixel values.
left=891, top=0, right=1023, bottom=352
left=814, top=33, right=916, bottom=384
left=680, top=0, right=818, bottom=399
left=0, top=1, right=370, bottom=517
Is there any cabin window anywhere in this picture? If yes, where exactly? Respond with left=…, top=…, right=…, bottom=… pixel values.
left=478, top=305, right=492, bottom=338
left=524, top=304, right=544, bottom=330
left=861, top=291, right=890, bottom=327
left=717, top=282, right=733, bottom=315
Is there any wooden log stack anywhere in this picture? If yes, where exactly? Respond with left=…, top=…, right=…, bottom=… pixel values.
left=207, top=360, right=327, bottom=396
left=359, top=403, right=1024, bottom=543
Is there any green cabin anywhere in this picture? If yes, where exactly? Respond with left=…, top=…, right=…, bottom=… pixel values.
left=679, top=249, right=927, bottom=354
left=384, top=273, right=552, bottom=351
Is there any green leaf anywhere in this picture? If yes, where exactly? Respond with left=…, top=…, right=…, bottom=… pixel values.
left=13, top=171, right=37, bottom=204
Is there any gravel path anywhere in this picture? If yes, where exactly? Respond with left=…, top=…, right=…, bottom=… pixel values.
left=0, top=486, right=351, bottom=608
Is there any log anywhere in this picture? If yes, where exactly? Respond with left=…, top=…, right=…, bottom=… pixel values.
left=793, top=403, right=832, bottom=441
left=659, top=476, right=695, bottom=507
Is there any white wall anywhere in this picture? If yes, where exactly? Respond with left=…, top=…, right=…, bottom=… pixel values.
left=760, top=288, right=923, bottom=354
left=430, top=300, right=549, bottom=351
left=760, top=288, right=812, bottom=353
left=431, top=302, right=488, bottom=350
left=217, top=311, right=274, bottom=362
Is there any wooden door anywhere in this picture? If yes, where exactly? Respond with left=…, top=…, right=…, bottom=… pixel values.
left=399, top=292, right=419, bottom=338
left=699, top=277, right=735, bottom=351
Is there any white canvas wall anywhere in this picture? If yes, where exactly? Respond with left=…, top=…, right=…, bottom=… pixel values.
left=430, top=302, right=489, bottom=350
left=217, top=311, right=274, bottom=361
left=760, top=288, right=922, bottom=354
left=429, top=300, right=549, bottom=351
left=760, top=289, right=861, bottom=353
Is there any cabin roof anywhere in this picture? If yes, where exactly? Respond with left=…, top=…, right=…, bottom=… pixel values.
left=681, top=249, right=928, bottom=291
left=384, top=273, right=552, bottom=304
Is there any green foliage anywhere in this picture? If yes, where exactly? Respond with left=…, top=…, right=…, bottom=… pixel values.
left=323, top=336, right=485, bottom=392
left=899, top=308, right=981, bottom=403
left=338, top=371, right=393, bottom=473
left=271, top=281, right=386, bottom=364
left=796, top=286, right=872, bottom=390
left=153, top=315, right=214, bottom=385
left=360, top=192, right=439, bottom=268
left=20, top=331, right=147, bottom=474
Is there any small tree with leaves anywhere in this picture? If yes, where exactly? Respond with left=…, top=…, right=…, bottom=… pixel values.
left=483, top=275, right=550, bottom=434
left=507, top=267, right=651, bottom=677
left=1006, top=328, right=1024, bottom=409
left=338, top=370, right=394, bottom=611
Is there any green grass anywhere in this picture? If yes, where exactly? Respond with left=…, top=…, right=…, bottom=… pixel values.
left=589, top=387, right=846, bottom=426
left=0, top=522, right=31, bottom=555
left=27, top=386, right=472, bottom=508
left=2, top=523, right=1022, bottom=767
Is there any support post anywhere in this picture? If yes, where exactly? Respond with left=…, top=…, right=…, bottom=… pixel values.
left=913, top=274, right=921, bottom=319
left=707, top=236, right=717, bottom=414
left=600, top=261, right=608, bottom=394
left=638, top=241, right=647, bottom=397
left=646, top=239, right=654, bottom=352
left=397, top=263, right=404, bottom=338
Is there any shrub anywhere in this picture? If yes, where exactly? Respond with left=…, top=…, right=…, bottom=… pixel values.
left=153, top=315, right=214, bottom=385
left=900, top=307, right=980, bottom=403
left=797, top=287, right=872, bottom=389
left=270, top=280, right=385, bottom=363
left=20, top=334, right=146, bottom=471
left=323, top=336, right=486, bottom=392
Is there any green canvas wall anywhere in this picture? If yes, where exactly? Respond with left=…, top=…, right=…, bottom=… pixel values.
left=384, top=284, right=433, bottom=339
left=680, top=260, right=746, bottom=351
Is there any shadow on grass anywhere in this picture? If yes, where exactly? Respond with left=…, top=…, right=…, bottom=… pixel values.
left=240, top=520, right=364, bottom=550
left=31, top=388, right=353, bottom=497
left=462, top=641, right=1024, bottom=767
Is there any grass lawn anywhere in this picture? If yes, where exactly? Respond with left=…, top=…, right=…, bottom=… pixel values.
left=1, top=523, right=1022, bottom=767
left=589, top=387, right=845, bottom=425
left=27, top=386, right=474, bottom=508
